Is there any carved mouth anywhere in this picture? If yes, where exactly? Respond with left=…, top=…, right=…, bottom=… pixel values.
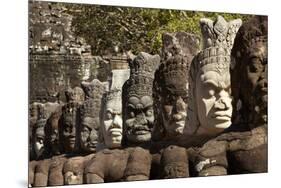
left=212, top=113, right=231, bottom=120
left=134, top=130, right=150, bottom=135
left=109, top=128, right=122, bottom=136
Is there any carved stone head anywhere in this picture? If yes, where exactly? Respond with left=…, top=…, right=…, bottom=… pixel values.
left=188, top=16, right=242, bottom=136
left=60, top=102, right=80, bottom=153
left=231, top=16, right=268, bottom=128
left=102, top=89, right=123, bottom=148
left=45, top=108, right=62, bottom=155
left=123, top=52, right=160, bottom=145
left=80, top=79, right=106, bottom=153
left=65, top=87, right=85, bottom=105
left=32, top=104, right=47, bottom=159
left=153, top=32, right=199, bottom=141
left=63, top=157, right=84, bottom=185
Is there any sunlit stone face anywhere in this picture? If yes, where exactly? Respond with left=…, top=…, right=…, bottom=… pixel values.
left=242, top=42, right=268, bottom=124
left=161, top=88, right=188, bottom=137
left=34, top=126, right=45, bottom=158
left=196, top=70, right=232, bottom=133
left=103, top=97, right=123, bottom=148
left=80, top=117, right=99, bottom=152
left=125, top=96, right=154, bottom=143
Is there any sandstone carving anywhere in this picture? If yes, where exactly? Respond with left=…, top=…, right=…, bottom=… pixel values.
left=101, top=89, right=124, bottom=149
left=80, top=79, right=107, bottom=153
left=186, top=16, right=242, bottom=139
left=122, top=52, right=160, bottom=146
left=153, top=32, right=199, bottom=141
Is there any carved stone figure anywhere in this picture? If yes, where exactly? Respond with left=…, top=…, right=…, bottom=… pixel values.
left=60, top=102, right=80, bottom=154
left=45, top=107, right=63, bottom=156
left=228, top=15, right=268, bottom=174
left=186, top=16, right=242, bottom=140
left=32, top=105, right=48, bottom=159
left=80, top=79, right=107, bottom=153
left=122, top=52, right=160, bottom=146
left=191, top=16, right=267, bottom=177
left=153, top=32, right=199, bottom=141
left=101, top=89, right=123, bottom=149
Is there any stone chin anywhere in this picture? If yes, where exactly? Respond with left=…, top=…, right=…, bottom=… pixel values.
left=127, top=132, right=151, bottom=143
left=203, top=118, right=231, bottom=133
left=106, top=136, right=122, bottom=149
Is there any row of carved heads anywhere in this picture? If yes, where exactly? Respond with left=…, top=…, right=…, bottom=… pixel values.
left=30, top=15, right=268, bottom=160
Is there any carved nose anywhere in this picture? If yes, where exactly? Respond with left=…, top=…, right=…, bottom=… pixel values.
left=111, top=115, right=122, bottom=128
left=135, top=112, right=147, bottom=125
left=214, top=97, right=229, bottom=110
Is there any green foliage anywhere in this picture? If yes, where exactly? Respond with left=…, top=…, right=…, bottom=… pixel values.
left=65, top=3, right=252, bottom=55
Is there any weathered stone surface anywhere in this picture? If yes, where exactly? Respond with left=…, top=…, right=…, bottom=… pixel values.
left=29, top=1, right=99, bottom=103
left=186, top=16, right=242, bottom=140
left=80, top=79, right=107, bottom=153
left=153, top=32, right=199, bottom=141
left=160, top=145, right=189, bottom=178
left=122, top=52, right=160, bottom=146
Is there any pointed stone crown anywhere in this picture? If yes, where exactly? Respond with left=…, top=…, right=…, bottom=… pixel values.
left=198, top=15, right=242, bottom=72
left=162, top=54, right=189, bottom=95
left=62, top=102, right=79, bottom=122
left=35, top=104, right=48, bottom=128
left=80, top=99, right=101, bottom=118
left=127, top=52, right=160, bottom=97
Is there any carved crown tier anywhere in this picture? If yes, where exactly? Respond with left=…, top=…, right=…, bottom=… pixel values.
left=200, top=15, right=242, bottom=49
left=80, top=99, right=101, bottom=118
left=62, top=102, right=79, bottom=121
left=127, top=52, right=160, bottom=98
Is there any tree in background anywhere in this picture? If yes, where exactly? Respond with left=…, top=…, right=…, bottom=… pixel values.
left=66, top=3, right=252, bottom=55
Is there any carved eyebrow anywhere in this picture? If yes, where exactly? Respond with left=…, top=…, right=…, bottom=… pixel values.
left=128, top=104, right=136, bottom=109
left=203, top=80, right=218, bottom=88
left=106, top=108, right=113, bottom=113
left=143, top=102, right=153, bottom=108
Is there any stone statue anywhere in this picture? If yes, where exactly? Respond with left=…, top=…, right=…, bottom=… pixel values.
left=122, top=52, right=160, bottom=146
left=32, top=105, right=48, bottom=160
left=101, top=89, right=124, bottom=149
left=80, top=79, right=107, bottom=153
left=186, top=16, right=242, bottom=141
left=45, top=107, right=63, bottom=156
left=191, top=16, right=267, bottom=177
left=228, top=15, right=268, bottom=173
left=60, top=101, right=80, bottom=154
left=153, top=32, right=199, bottom=141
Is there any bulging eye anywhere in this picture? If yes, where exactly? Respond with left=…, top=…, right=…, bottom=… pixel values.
left=146, top=108, right=153, bottom=117
left=209, top=89, right=215, bottom=96
left=130, top=111, right=135, bottom=118
left=106, top=112, right=112, bottom=120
